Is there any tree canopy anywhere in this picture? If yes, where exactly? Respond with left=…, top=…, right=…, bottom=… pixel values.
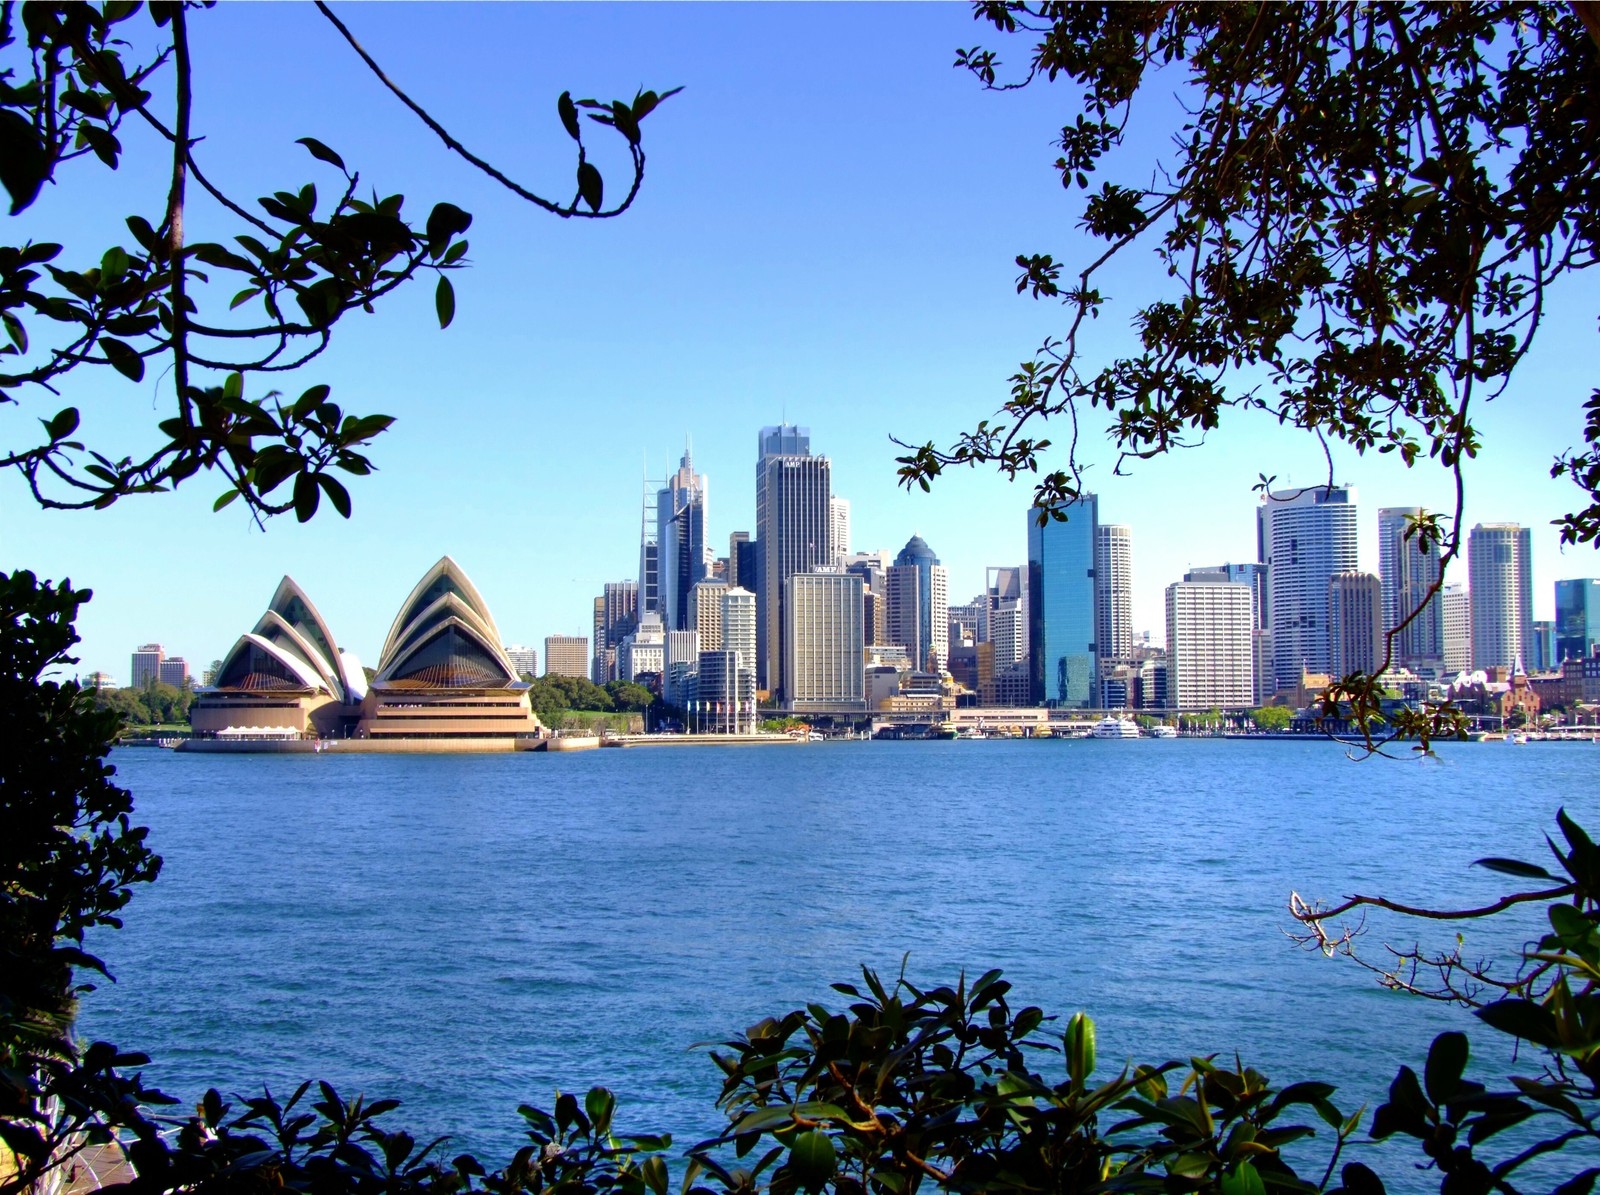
left=897, top=3, right=1600, bottom=568
left=0, top=2, right=674, bottom=524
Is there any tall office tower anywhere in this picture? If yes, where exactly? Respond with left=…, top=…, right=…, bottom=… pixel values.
left=1531, top=621, right=1556, bottom=672
left=757, top=424, right=831, bottom=700
left=1094, top=524, right=1133, bottom=701
left=1443, top=582, right=1472, bottom=673
left=504, top=645, right=539, bottom=678
left=658, top=446, right=710, bottom=632
left=1327, top=571, right=1384, bottom=677
left=986, top=566, right=1028, bottom=672
left=722, top=586, right=757, bottom=675
left=830, top=497, right=851, bottom=565
left=131, top=643, right=164, bottom=687
left=1469, top=522, right=1534, bottom=671
left=618, top=612, right=665, bottom=683
left=1378, top=506, right=1445, bottom=671
left=691, top=579, right=727, bottom=651
left=728, top=532, right=751, bottom=588
left=692, top=650, right=757, bottom=734
left=1165, top=578, right=1253, bottom=709
left=884, top=563, right=921, bottom=669
left=543, top=635, right=589, bottom=679
left=784, top=571, right=865, bottom=710
left=158, top=657, right=189, bottom=686
left=591, top=598, right=607, bottom=681
left=893, top=535, right=949, bottom=673
left=1556, top=578, right=1600, bottom=662
left=1185, top=562, right=1269, bottom=701
left=639, top=472, right=661, bottom=618
left=1028, top=495, right=1099, bottom=708
left=594, top=580, right=640, bottom=681
left=1256, top=485, right=1358, bottom=690
left=665, top=629, right=700, bottom=703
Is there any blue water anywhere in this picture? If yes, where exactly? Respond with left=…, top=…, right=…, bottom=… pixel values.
left=83, top=739, right=1598, bottom=1188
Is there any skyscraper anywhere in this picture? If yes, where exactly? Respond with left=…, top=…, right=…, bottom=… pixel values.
left=543, top=635, right=589, bottom=680
left=1165, top=578, right=1253, bottom=709
left=1556, top=578, right=1600, bottom=663
left=830, top=497, right=851, bottom=566
left=131, top=643, right=164, bottom=688
left=1442, top=582, right=1472, bottom=673
left=594, top=580, right=639, bottom=682
left=784, top=571, right=864, bottom=710
left=892, top=534, right=949, bottom=673
left=1185, top=562, right=1269, bottom=701
left=985, top=566, right=1028, bottom=673
left=757, top=425, right=831, bottom=700
left=1094, top=524, right=1133, bottom=699
left=1328, top=571, right=1384, bottom=677
left=1028, top=496, right=1098, bottom=708
left=658, top=446, right=710, bottom=632
left=691, top=579, right=727, bottom=651
left=1257, top=485, right=1358, bottom=690
left=1378, top=507, right=1445, bottom=672
left=721, top=586, right=757, bottom=678
left=1469, top=522, right=1534, bottom=671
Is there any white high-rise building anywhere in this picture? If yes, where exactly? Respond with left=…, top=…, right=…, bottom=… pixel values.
left=830, top=497, right=851, bottom=566
left=985, top=566, right=1028, bottom=672
left=1469, top=523, right=1534, bottom=672
left=721, top=586, right=756, bottom=676
left=757, top=425, right=832, bottom=699
left=132, top=643, right=164, bottom=688
left=1165, top=579, right=1254, bottom=710
left=1094, top=525, right=1133, bottom=664
left=504, top=644, right=539, bottom=678
left=784, top=571, right=865, bottom=709
left=1442, top=582, right=1472, bottom=673
left=1257, top=485, right=1359, bottom=689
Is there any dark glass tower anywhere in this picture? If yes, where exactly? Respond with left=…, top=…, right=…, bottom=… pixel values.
left=1027, top=495, right=1098, bottom=707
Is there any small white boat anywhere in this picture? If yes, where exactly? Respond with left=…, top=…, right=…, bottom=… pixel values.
left=1091, top=716, right=1141, bottom=739
left=1148, top=724, right=1178, bottom=739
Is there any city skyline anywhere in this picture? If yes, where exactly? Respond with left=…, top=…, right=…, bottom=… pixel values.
left=4, top=5, right=1596, bottom=680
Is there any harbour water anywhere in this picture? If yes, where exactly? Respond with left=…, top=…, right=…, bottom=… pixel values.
left=83, top=739, right=1596, bottom=1188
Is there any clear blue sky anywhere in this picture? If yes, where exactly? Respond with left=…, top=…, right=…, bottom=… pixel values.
left=4, top=3, right=1596, bottom=682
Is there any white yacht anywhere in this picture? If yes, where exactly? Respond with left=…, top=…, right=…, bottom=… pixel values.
left=1148, top=724, right=1178, bottom=739
left=1091, top=715, right=1141, bottom=739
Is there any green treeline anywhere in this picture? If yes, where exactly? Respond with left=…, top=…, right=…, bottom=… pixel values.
left=92, top=680, right=194, bottom=729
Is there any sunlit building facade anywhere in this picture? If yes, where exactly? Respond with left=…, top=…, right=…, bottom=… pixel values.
left=1028, top=496, right=1098, bottom=708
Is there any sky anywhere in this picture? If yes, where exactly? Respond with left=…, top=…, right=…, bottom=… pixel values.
left=4, top=3, right=1597, bottom=683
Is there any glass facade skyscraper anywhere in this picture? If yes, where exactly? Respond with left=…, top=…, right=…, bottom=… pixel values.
left=1555, top=578, right=1600, bottom=663
left=1027, top=495, right=1098, bottom=707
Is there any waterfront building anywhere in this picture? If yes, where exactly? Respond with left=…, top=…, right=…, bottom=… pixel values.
left=722, top=586, right=757, bottom=676
left=784, top=570, right=864, bottom=710
left=504, top=644, right=538, bottom=679
left=1256, top=485, right=1359, bottom=691
left=193, top=576, right=369, bottom=738
left=1443, top=581, right=1472, bottom=673
left=1185, top=562, right=1269, bottom=701
left=1328, top=571, right=1384, bottom=677
left=691, top=579, right=727, bottom=652
left=884, top=563, right=920, bottom=676
left=131, top=643, right=164, bottom=688
left=1556, top=578, right=1600, bottom=663
left=1095, top=523, right=1133, bottom=704
left=355, top=558, right=540, bottom=740
left=594, top=580, right=640, bottom=682
left=543, top=635, right=589, bottom=680
left=831, top=497, right=851, bottom=566
left=658, top=446, right=711, bottom=632
left=1165, top=578, right=1253, bottom=709
left=985, top=566, right=1028, bottom=673
left=892, top=534, right=949, bottom=674
left=158, top=657, right=189, bottom=687
left=1028, top=496, right=1098, bottom=708
left=757, top=424, right=832, bottom=699
left=1469, top=523, right=1534, bottom=671
left=688, top=649, right=756, bottom=733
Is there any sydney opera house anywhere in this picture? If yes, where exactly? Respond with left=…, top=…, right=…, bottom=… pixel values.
left=186, top=557, right=543, bottom=749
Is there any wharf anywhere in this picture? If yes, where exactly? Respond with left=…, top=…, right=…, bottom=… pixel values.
left=599, top=733, right=801, bottom=748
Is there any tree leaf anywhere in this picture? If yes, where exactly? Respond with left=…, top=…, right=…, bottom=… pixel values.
left=1423, top=1031, right=1468, bottom=1104
left=100, top=337, right=143, bottom=381
left=558, top=90, right=581, bottom=140
left=316, top=473, right=351, bottom=519
left=435, top=275, right=455, bottom=329
left=292, top=471, right=320, bottom=523
left=577, top=161, right=603, bottom=212
left=1472, top=857, right=1560, bottom=881
left=0, top=109, right=52, bottom=214
left=296, top=136, right=347, bottom=172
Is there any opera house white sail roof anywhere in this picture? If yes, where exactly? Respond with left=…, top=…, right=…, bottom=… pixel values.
left=210, top=576, right=363, bottom=702
left=373, top=556, right=527, bottom=691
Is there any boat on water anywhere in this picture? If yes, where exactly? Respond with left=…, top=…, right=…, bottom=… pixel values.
left=1091, top=716, right=1141, bottom=739
left=1148, top=724, right=1178, bottom=739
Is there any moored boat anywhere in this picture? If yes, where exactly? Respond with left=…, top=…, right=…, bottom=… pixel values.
left=1091, top=715, right=1141, bottom=739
